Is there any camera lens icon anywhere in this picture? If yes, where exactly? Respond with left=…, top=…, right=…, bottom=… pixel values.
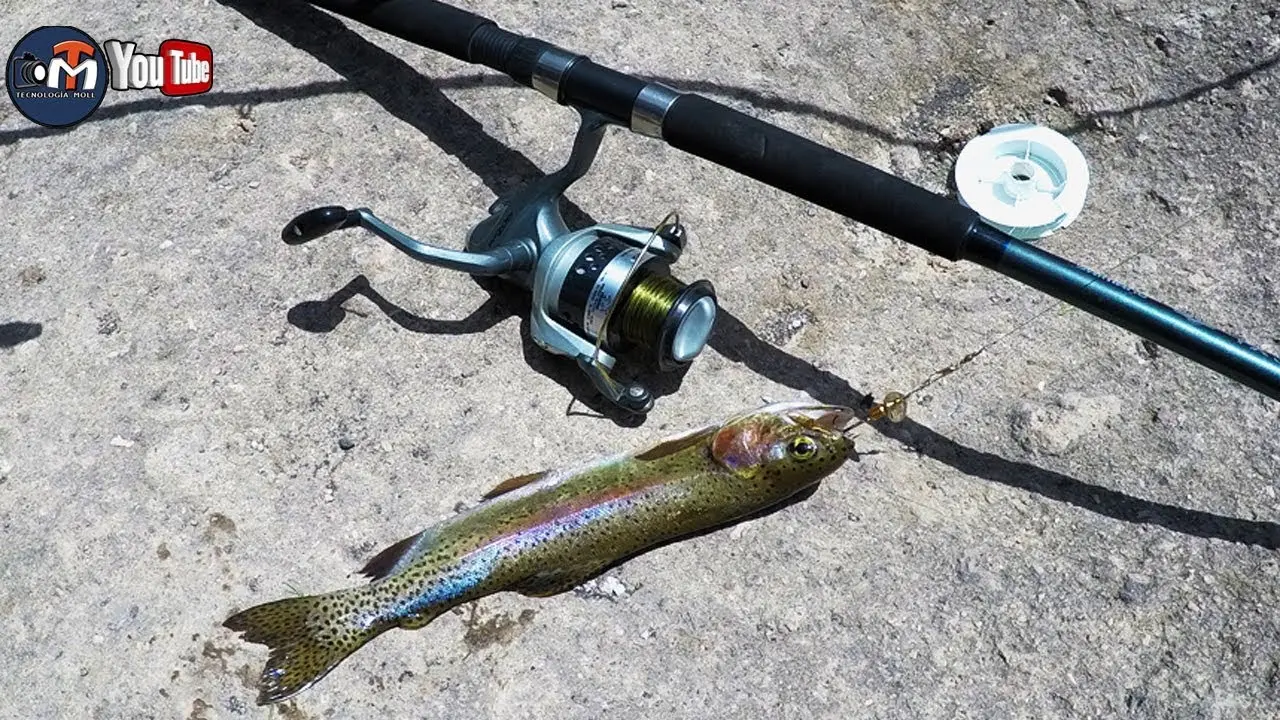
left=9, top=52, right=48, bottom=89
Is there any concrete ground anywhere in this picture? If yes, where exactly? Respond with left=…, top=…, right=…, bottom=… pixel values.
left=3, top=1, right=1279, bottom=718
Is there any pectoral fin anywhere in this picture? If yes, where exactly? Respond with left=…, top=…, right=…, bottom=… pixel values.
left=710, top=419, right=770, bottom=472
left=633, top=423, right=716, bottom=462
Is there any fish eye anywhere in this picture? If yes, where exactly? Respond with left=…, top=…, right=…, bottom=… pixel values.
left=787, top=435, right=818, bottom=460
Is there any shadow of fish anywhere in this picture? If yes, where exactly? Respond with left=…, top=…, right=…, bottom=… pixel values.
left=224, top=401, right=858, bottom=705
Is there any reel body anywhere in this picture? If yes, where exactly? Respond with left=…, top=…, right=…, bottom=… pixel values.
left=283, top=110, right=717, bottom=413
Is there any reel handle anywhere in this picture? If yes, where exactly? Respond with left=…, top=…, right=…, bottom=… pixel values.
left=282, top=206, right=357, bottom=244
left=280, top=205, right=537, bottom=276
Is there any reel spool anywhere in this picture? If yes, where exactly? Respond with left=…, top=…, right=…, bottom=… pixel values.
left=281, top=110, right=717, bottom=414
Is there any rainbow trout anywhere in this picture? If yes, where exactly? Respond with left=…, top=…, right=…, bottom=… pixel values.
left=224, top=401, right=857, bottom=705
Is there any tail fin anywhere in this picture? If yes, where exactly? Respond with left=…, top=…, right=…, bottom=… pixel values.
left=223, top=589, right=387, bottom=705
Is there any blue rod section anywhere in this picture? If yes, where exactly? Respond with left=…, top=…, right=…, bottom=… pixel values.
left=963, top=222, right=1280, bottom=401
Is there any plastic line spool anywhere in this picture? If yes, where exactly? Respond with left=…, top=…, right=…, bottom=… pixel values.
left=954, top=123, right=1090, bottom=240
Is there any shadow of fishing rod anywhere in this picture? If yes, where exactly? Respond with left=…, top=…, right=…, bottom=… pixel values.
left=5, top=31, right=1275, bottom=152
left=710, top=310, right=1280, bottom=549
left=215, top=0, right=1279, bottom=550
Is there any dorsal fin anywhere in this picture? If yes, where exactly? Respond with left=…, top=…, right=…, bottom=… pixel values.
left=633, top=424, right=716, bottom=462
left=358, top=533, right=418, bottom=580
left=358, top=526, right=440, bottom=581
left=481, top=470, right=550, bottom=500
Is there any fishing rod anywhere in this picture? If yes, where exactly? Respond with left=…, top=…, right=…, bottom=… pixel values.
left=285, top=0, right=1280, bottom=413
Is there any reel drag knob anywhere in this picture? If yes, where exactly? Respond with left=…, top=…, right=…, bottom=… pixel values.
left=632, top=275, right=717, bottom=371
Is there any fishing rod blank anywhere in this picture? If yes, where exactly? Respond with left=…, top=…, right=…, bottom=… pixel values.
left=301, top=0, right=1280, bottom=403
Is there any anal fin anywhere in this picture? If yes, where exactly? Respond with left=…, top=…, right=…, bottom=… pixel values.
left=398, top=606, right=449, bottom=630
left=512, top=563, right=608, bottom=598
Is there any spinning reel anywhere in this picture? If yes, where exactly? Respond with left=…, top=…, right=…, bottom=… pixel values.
left=282, top=110, right=718, bottom=414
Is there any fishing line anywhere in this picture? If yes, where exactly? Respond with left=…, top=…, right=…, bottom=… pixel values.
left=832, top=217, right=1222, bottom=574
left=286, top=0, right=1280, bottom=422
left=590, top=209, right=682, bottom=367
left=844, top=215, right=1199, bottom=436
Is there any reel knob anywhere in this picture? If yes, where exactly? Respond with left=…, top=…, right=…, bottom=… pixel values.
left=282, top=206, right=356, bottom=244
left=620, top=383, right=654, bottom=413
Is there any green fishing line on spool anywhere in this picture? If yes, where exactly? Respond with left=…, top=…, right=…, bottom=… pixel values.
left=580, top=212, right=718, bottom=374
left=613, top=268, right=685, bottom=350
